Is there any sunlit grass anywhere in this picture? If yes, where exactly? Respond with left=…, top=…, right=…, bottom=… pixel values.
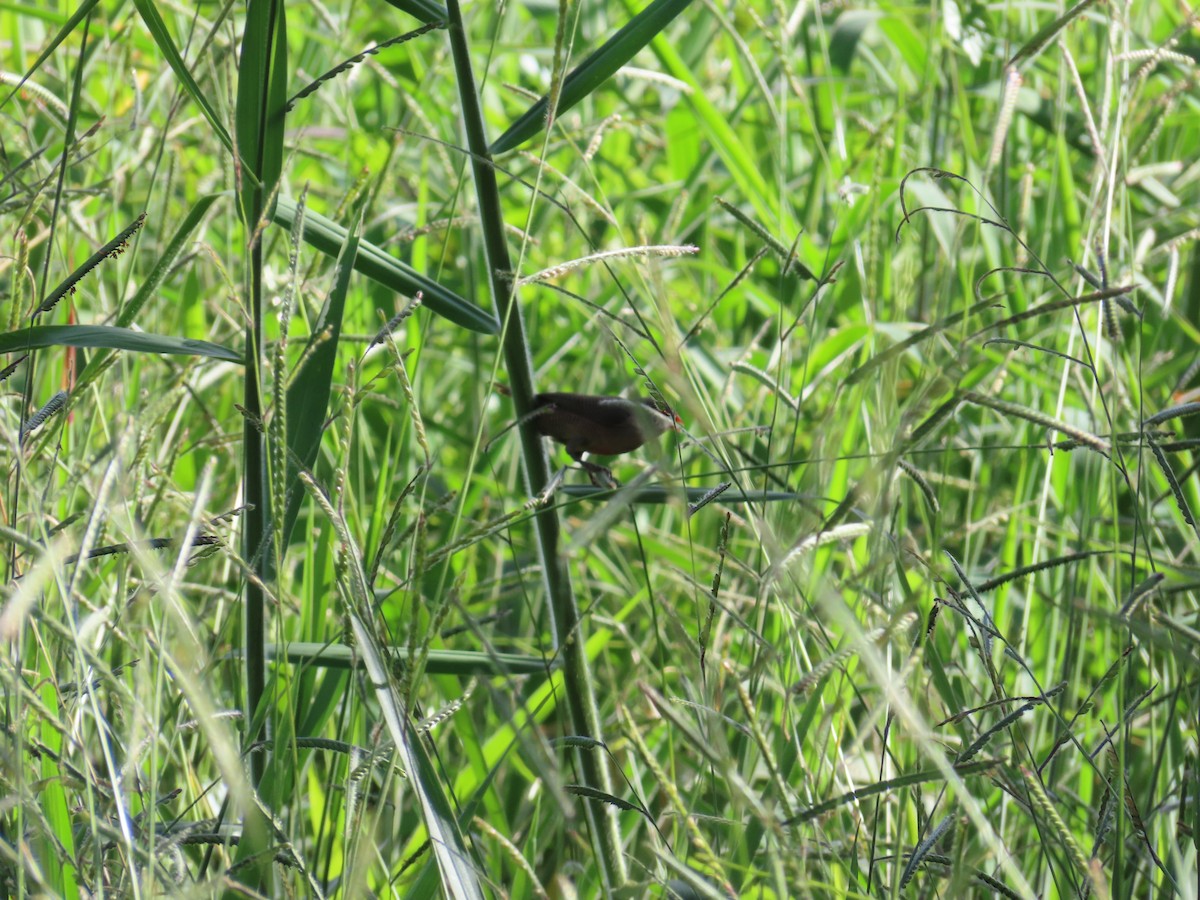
left=1, top=1, right=1197, bottom=898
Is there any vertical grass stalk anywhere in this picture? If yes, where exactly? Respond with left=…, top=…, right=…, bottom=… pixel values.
left=442, top=0, right=626, bottom=890
left=232, top=0, right=288, bottom=891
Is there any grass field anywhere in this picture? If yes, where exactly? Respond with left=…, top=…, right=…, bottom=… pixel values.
left=1, top=1, right=1198, bottom=897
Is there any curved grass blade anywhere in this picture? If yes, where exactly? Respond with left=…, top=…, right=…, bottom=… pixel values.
left=0, top=0, right=102, bottom=113
left=280, top=212, right=358, bottom=548
left=963, top=390, right=1108, bottom=454
left=565, top=784, right=647, bottom=817
left=490, top=0, right=693, bottom=154
left=381, top=0, right=447, bottom=25
left=844, top=299, right=998, bottom=386
left=75, top=193, right=224, bottom=392
left=900, top=814, right=955, bottom=889
left=781, top=760, right=1000, bottom=826
left=716, top=197, right=816, bottom=280
left=273, top=198, right=497, bottom=334
left=1006, top=0, right=1098, bottom=70
left=301, top=472, right=486, bottom=900
left=974, top=550, right=1105, bottom=593
left=132, top=0, right=236, bottom=159
left=559, top=485, right=805, bottom=504
left=969, top=284, right=1133, bottom=339
left=982, top=338, right=1089, bottom=368
left=1144, top=402, right=1200, bottom=428
left=955, top=700, right=1041, bottom=764
left=0, top=325, right=240, bottom=362
left=1120, top=573, right=1165, bottom=619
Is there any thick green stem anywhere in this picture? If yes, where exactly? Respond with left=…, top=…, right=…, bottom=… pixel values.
left=232, top=2, right=286, bottom=892
left=443, top=0, right=626, bottom=891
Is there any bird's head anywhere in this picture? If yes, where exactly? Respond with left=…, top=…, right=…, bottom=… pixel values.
left=637, top=397, right=683, bottom=438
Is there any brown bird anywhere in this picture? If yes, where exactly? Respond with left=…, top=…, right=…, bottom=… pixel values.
left=531, top=392, right=681, bottom=483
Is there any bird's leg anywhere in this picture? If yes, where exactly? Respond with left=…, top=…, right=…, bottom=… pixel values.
left=584, top=461, right=618, bottom=489
left=571, top=452, right=618, bottom=488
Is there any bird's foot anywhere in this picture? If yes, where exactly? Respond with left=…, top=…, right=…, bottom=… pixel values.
left=580, top=460, right=619, bottom=489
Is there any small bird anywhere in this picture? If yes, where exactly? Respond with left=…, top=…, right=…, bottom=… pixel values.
left=531, top=392, right=681, bottom=484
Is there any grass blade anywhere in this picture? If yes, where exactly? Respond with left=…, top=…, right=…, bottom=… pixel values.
left=272, top=198, right=498, bottom=334
left=131, top=0, right=236, bottom=159
left=0, top=324, right=239, bottom=362
left=280, top=210, right=358, bottom=548
left=491, top=0, right=693, bottom=154
left=381, top=0, right=447, bottom=25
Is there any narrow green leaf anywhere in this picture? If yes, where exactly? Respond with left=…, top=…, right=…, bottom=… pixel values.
left=0, top=0, right=102, bottom=113
left=75, top=193, right=226, bottom=392
left=272, top=198, right=498, bottom=334
left=845, top=298, right=998, bottom=386
left=301, top=476, right=486, bottom=899
left=490, top=0, right=693, bottom=154
left=829, top=10, right=879, bottom=72
left=116, top=194, right=223, bottom=329
left=265, top=642, right=554, bottom=676
left=782, top=760, right=1000, bottom=826
left=0, top=325, right=240, bottom=362
left=381, top=0, right=447, bottom=25
left=131, top=0, right=236, bottom=159
left=645, top=18, right=772, bottom=219
left=1006, top=0, right=1098, bottom=70
left=233, top=5, right=289, bottom=857
left=235, top=0, right=288, bottom=223
left=559, top=485, right=805, bottom=504
left=280, top=211, right=358, bottom=548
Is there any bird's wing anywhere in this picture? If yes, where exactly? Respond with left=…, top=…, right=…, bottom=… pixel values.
left=533, top=393, right=634, bottom=429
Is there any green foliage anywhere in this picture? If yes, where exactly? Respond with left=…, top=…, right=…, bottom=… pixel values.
left=1, top=1, right=1197, bottom=898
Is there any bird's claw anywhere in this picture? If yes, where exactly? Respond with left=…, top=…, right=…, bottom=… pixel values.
left=580, top=460, right=619, bottom=489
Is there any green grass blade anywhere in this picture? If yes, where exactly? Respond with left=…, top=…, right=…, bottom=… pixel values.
left=131, top=0, right=236, bottom=159
left=266, top=642, right=555, bottom=675
left=232, top=0, right=289, bottom=885
left=782, top=761, right=1001, bottom=826
left=1007, top=0, right=1098, bottom=69
left=0, top=0, right=101, bottom=113
left=381, top=0, right=447, bottom=25
left=490, top=0, right=693, bottom=154
left=644, top=17, right=771, bottom=219
left=74, top=193, right=226, bottom=391
left=116, top=194, right=224, bottom=329
left=558, top=485, right=806, bottom=504
left=272, top=198, right=498, bottom=334
left=0, top=324, right=239, bottom=361
left=280, top=211, right=358, bottom=548
left=302, top=473, right=486, bottom=899
left=235, top=0, right=287, bottom=219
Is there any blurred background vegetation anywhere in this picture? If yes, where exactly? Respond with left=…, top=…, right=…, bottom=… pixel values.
left=2, top=0, right=1198, bottom=897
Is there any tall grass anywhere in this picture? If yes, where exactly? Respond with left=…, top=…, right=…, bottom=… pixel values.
left=1, top=1, right=1197, bottom=898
